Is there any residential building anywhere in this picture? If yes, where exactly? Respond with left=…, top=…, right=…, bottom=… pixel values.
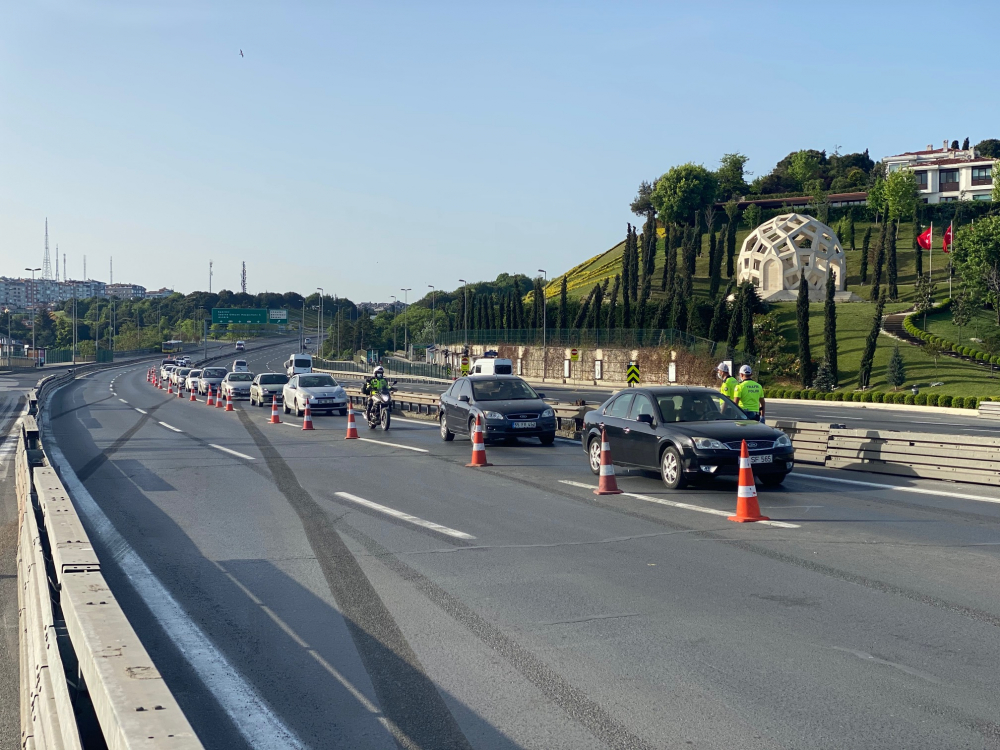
left=883, top=140, right=995, bottom=204
left=145, top=287, right=175, bottom=299
left=106, top=283, right=147, bottom=299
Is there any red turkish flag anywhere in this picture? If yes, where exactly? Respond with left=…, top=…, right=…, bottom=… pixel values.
left=916, top=226, right=933, bottom=250
left=942, top=224, right=953, bottom=253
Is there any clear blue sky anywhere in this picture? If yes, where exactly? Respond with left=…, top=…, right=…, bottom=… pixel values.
left=2, top=1, right=998, bottom=302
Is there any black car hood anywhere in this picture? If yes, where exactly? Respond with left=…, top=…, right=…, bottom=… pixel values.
left=670, top=420, right=782, bottom=439
left=473, top=398, right=548, bottom=414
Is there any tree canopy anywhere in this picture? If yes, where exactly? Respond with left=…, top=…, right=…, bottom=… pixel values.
left=651, top=163, right=718, bottom=225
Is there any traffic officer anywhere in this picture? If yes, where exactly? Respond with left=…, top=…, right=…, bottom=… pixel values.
left=733, top=364, right=765, bottom=422
left=716, top=362, right=738, bottom=402
left=362, top=365, right=389, bottom=421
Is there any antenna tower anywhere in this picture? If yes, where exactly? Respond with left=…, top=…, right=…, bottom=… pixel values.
left=55, top=244, right=60, bottom=282
left=83, top=256, right=87, bottom=280
left=63, top=254, right=66, bottom=282
left=209, top=260, right=213, bottom=293
left=241, top=262, right=247, bottom=294
left=42, top=218, right=53, bottom=279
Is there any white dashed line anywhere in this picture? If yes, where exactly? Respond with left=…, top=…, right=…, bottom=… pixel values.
left=119, top=398, right=128, bottom=404
left=333, top=491, right=475, bottom=539
left=357, top=437, right=429, bottom=453
left=558, top=480, right=800, bottom=528
left=790, top=473, right=1000, bottom=505
left=158, top=421, right=183, bottom=433
left=391, top=417, right=437, bottom=427
left=209, top=444, right=255, bottom=460
left=135, top=408, right=147, bottom=415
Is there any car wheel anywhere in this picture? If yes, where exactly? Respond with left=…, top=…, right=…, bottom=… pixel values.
left=338, top=408, right=347, bottom=416
left=588, top=436, right=602, bottom=475
left=440, top=414, right=454, bottom=441
left=761, top=474, right=786, bottom=487
left=539, top=433, right=555, bottom=446
left=468, top=419, right=477, bottom=442
left=295, top=401, right=303, bottom=417
left=660, top=446, right=686, bottom=490
left=283, top=402, right=290, bottom=414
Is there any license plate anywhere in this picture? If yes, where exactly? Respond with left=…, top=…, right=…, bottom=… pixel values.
left=512, top=421, right=536, bottom=429
left=749, top=454, right=772, bottom=464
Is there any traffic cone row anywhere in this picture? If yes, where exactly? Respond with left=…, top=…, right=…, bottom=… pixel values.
left=344, top=402, right=358, bottom=438
left=728, top=440, right=768, bottom=523
left=593, top=429, right=622, bottom=495
left=301, top=400, right=314, bottom=430
left=466, top=413, right=492, bottom=467
left=269, top=395, right=281, bottom=424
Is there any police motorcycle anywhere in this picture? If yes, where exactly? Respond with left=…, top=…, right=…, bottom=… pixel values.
left=366, top=380, right=398, bottom=431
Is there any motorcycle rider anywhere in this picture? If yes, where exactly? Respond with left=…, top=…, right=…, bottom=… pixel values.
left=362, top=365, right=390, bottom=422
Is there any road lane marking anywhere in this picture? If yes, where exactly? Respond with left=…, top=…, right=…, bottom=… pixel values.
left=791, top=473, right=1000, bottom=505
left=559, top=480, right=801, bottom=528
left=158, top=421, right=183, bottom=432
left=41, top=418, right=307, bottom=750
left=119, top=398, right=128, bottom=404
left=391, top=417, right=437, bottom=427
left=209, top=443, right=255, bottom=460
left=334, top=491, right=474, bottom=539
left=357, top=437, right=428, bottom=453
left=135, top=408, right=147, bottom=414
left=813, top=414, right=864, bottom=420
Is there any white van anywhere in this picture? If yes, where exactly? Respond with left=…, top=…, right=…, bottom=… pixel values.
left=470, top=357, right=514, bottom=375
left=285, top=353, right=313, bottom=376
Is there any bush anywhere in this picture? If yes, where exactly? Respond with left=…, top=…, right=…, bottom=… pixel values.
left=953, top=344, right=962, bottom=353
left=860, top=391, right=873, bottom=403
left=845, top=392, right=855, bottom=402
left=967, top=397, right=979, bottom=409
left=926, top=393, right=939, bottom=407
left=939, top=395, right=953, bottom=407
left=825, top=392, right=834, bottom=400
left=834, top=391, right=844, bottom=401
left=904, top=394, right=915, bottom=405
left=915, top=393, right=927, bottom=405
left=871, top=391, right=884, bottom=403
left=953, top=396, right=966, bottom=408
left=791, top=390, right=801, bottom=399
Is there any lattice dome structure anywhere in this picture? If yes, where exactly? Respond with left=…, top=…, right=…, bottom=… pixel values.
left=736, top=213, right=856, bottom=302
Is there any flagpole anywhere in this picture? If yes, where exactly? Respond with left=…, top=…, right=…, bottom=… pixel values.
left=929, top=221, right=933, bottom=282
left=948, top=220, right=953, bottom=298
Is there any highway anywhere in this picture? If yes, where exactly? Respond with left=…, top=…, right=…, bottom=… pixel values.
left=36, top=343, right=1000, bottom=749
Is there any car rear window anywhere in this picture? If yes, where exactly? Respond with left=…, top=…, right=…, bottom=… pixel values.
left=259, top=374, right=289, bottom=385
left=471, top=379, right=537, bottom=401
left=657, top=393, right=745, bottom=422
left=299, top=375, right=335, bottom=387
left=234, top=360, right=248, bottom=367
left=293, top=358, right=311, bottom=368
left=228, top=373, right=253, bottom=382
left=203, top=368, right=227, bottom=378
left=494, top=364, right=513, bottom=374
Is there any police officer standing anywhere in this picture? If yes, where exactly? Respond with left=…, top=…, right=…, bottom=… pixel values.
left=734, top=364, right=765, bottom=422
left=716, top=362, right=737, bottom=402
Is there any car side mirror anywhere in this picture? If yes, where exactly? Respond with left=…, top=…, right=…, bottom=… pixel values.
left=637, top=413, right=655, bottom=425
left=537, top=392, right=546, bottom=398
left=459, top=395, right=470, bottom=403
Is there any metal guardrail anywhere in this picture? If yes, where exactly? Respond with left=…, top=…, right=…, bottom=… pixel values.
left=978, top=402, right=1000, bottom=420
left=18, top=362, right=205, bottom=748
left=770, top=420, right=830, bottom=465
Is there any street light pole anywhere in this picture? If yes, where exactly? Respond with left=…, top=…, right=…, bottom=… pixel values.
left=390, top=295, right=397, bottom=353
left=401, top=288, right=411, bottom=356
left=538, top=269, right=547, bottom=381
left=428, top=285, right=435, bottom=349
left=25, top=268, right=40, bottom=365
left=459, top=279, right=467, bottom=351
left=317, top=288, right=324, bottom=356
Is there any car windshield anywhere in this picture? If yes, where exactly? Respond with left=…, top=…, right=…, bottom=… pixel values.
left=188, top=370, right=201, bottom=377
left=227, top=373, right=253, bottom=382
left=299, top=375, right=336, bottom=388
left=657, top=393, right=747, bottom=422
left=234, top=361, right=247, bottom=367
left=259, top=374, right=289, bottom=385
left=471, top=379, right=538, bottom=401
left=176, top=368, right=191, bottom=376
left=203, top=368, right=227, bottom=378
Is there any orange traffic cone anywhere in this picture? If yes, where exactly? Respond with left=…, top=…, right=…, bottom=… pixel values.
left=729, top=440, right=769, bottom=523
left=225, top=390, right=234, bottom=412
left=269, top=395, right=281, bottom=424
left=190, top=385, right=197, bottom=401
left=593, top=428, right=623, bottom=495
left=344, top=402, right=359, bottom=439
left=466, top=413, right=493, bottom=467
left=177, top=383, right=184, bottom=398
left=167, top=380, right=173, bottom=395
left=146, top=369, right=151, bottom=382
left=301, top=400, right=314, bottom=430
left=206, top=385, right=215, bottom=407
left=216, top=387, right=224, bottom=408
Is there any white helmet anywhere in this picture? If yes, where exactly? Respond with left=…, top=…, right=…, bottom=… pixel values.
left=739, top=364, right=752, bottom=376
left=716, top=362, right=730, bottom=380
left=373, top=366, right=384, bottom=377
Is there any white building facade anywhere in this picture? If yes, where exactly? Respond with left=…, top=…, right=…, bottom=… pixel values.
left=883, top=141, right=995, bottom=204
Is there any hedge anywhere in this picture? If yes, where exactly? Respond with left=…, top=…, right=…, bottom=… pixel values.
left=915, top=393, right=927, bottom=405
left=939, top=395, right=953, bottom=407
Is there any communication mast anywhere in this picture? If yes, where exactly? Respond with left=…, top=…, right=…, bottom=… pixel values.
left=83, top=255, right=87, bottom=280
left=241, top=262, right=247, bottom=294
left=42, top=218, right=53, bottom=279
left=209, top=260, right=213, bottom=293
left=55, top=244, right=60, bottom=282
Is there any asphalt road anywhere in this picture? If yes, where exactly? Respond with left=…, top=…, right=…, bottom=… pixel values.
left=39, top=342, right=1000, bottom=749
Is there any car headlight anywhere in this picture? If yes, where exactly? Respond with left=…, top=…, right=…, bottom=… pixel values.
left=774, top=433, right=791, bottom=447
left=484, top=411, right=505, bottom=420
left=693, top=437, right=727, bottom=450
left=541, top=408, right=554, bottom=418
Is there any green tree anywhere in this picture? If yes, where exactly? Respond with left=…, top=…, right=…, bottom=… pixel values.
left=951, top=284, right=971, bottom=341
left=723, top=200, right=742, bottom=277
left=913, top=213, right=923, bottom=277
left=606, top=274, right=620, bottom=329
left=650, top=163, right=719, bottom=225
left=868, top=173, right=887, bottom=220
left=860, top=225, right=872, bottom=283
left=886, top=170, right=918, bottom=222
left=886, top=345, right=906, bottom=390
left=741, top=283, right=758, bottom=357
left=708, top=280, right=733, bottom=341
left=952, top=214, right=1000, bottom=323
left=726, top=284, right=743, bottom=349
left=709, top=222, right=726, bottom=299
left=824, top=271, right=838, bottom=388
left=668, top=276, right=687, bottom=332
left=993, top=163, right=1000, bottom=203
left=869, top=221, right=888, bottom=300
left=789, top=150, right=821, bottom=188
left=920, top=341, right=940, bottom=378
left=886, top=219, right=899, bottom=301
left=635, top=276, right=652, bottom=328
left=557, top=276, right=568, bottom=330
left=847, top=209, right=856, bottom=251
left=813, top=360, right=836, bottom=392
left=716, top=153, right=750, bottom=200
left=629, top=179, right=655, bottom=217
left=858, top=290, right=887, bottom=390
left=796, top=274, right=813, bottom=387
left=914, top=275, right=936, bottom=330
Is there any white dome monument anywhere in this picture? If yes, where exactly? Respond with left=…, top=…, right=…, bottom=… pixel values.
left=736, top=213, right=859, bottom=302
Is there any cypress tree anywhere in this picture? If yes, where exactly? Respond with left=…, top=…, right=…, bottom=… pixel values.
left=621, top=225, right=633, bottom=304
left=847, top=209, right=856, bottom=251
left=686, top=296, right=701, bottom=335
left=708, top=280, right=734, bottom=341
left=630, top=225, right=640, bottom=300
left=621, top=280, right=632, bottom=329
left=824, top=271, right=838, bottom=388
left=858, top=290, right=886, bottom=390
left=869, top=220, right=887, bottom=301
left=912, top=213, right=923, bottom=278
left=742, top=284, right=758, bottom=357
left=606, top=274, right=620, bottom=329
left=708, top=223, right=717, bottom=277
left=642, top=214, right=657, bottom=279
left=636, top=275, right=651, bottom=328
left=726, top=218, right=738, bottom=277
left=886, top=219, right=898, bottom=301
left=591, top=280, right=606, bottom=329
left=860, top=225, right=872, bottom=283
left=665, top=238, right=677, bottom=294
left=886, top=345, right=906, bottom=390
left=668, top=275, right=686, bottom=331
left=726, top=285, right=744, bottom=349
left=654, top=298, right=670, bottom=329
left=557, top=276, right=569, bottom=330
left=573, top=286, right=593, bottom=329
left=797, top=274, right=813, bottom=387
left=709, top=223, right=726, bottom=299
left=660, top=242, right=671, bottom=292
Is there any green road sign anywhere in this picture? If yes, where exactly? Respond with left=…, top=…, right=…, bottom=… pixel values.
left=626, top=362, right=641, bottom=385
left=211, top=308, right=267, bottom=325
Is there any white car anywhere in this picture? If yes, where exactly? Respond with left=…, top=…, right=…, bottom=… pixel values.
left=284, top=354, right=313, bottom=377
left=198, top=366, right=228, bottom=395
left=232, top=359, right=250, bottom=373
left=221, top=372, right=254, bottom=400
left=185, top=369, right=202, bottom=392
left=160, top=364, right=177, bottom=381
left=250, top=373, right=289, bottom=407
left=282, top=373, right=347, bottom=416
left=235, top=340, right=246, bottom=352
left=171, top=367, right=192, bottom=387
